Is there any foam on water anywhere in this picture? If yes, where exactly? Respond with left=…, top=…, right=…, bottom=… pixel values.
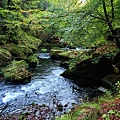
left=2, top=92, right=23, bottom=103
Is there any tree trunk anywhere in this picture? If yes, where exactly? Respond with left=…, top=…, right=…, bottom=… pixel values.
left=7, top=0, right=12, bottom=5
left=102, top=0, right=120, bottom=49
left=108, top=23, right=120, bottom=49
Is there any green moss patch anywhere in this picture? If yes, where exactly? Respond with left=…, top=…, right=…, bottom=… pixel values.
left=3, top=43, right=27, bottom=60
left=28, top=54, right=39, bottom=67
left=50, top=49, right=84, bottom=60
left=2, top=60, right=32, bottom=83
left=0, top=48, right=12, bottom=66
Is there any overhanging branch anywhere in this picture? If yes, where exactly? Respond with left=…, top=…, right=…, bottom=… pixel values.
left=90, top=14, right=107, bottom=22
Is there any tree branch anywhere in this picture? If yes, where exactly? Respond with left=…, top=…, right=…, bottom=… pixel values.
left=110, top=0, right=114, bottom=20
left=102, top=0, right=110, bottom=22
left=90, top=14, right=107, bottom=22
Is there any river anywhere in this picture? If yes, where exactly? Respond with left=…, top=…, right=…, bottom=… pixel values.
left=0, top=53, right=95, bottom=117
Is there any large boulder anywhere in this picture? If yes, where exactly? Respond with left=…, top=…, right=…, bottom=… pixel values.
left=61, top=57, right=114, bottom=87
left=2, top=60, right=32, bottom=84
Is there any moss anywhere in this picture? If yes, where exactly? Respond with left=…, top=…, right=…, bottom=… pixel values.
left=59, top=50, right=80, bottom=59
left=50, top=49, right=85, bottom=60
left=41, top=48, right=48, bottom=52
left=3, top=43, right=27, bottom=60
left=28, top=54, right=39, bottom=67
left=50, top=49, right=64, bottom=58
left=2, top=60, right=32, bottom=83
left=0, top=48, right=12, bottom=66
left=18, top=34, right=42, bottom=55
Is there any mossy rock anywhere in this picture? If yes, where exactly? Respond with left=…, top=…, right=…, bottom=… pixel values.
left=40, top=48, right=48, bottom=53
left=59, top=50, right=77, bottom=59
left=50, top=49, right=64, bottom=59
left=2, top=60, right=32, bottom=84
left=61, top=57, right=114, bottom=87
left=3, top=43, right=27, bottom=60
left=28, top=54, right=39, bottom=68
left=50, top=49, right=81, bottom=60
left=0, top=48, right=12, bottom=66
left=60, top=61, right=69, bottom=69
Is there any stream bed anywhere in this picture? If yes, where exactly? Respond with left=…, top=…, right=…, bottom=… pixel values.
left=0, top=53, right=96, bottom=118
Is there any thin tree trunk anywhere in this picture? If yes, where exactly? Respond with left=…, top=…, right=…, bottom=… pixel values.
left=102, top=0, right=120, bottom=49
left=110, top=0, right=114, bottom=20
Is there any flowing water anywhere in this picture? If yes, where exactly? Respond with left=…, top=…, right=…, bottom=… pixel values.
left=0, top=53, right=95, bottom=117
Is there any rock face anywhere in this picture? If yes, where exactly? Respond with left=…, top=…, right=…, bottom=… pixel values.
left=61, top=57, right=114, bottom=87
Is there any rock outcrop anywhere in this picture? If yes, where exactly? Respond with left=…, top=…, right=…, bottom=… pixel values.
left=61, top=57, right=114, bottom=87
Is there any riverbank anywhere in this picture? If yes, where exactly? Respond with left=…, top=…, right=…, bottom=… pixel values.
left=57, top=93, right=120, bottom=120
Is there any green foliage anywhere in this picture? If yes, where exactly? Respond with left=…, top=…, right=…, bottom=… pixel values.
left=10, top=0, right=50, bottom=11
left=0, top=48, right=11, bottom=59
left=92, top=56, right=102, bottom=64
left=115, top=81, right=120, bottom=94
left=57, top=102, right=99, bottom=120
left=91, top=44, right=119, bottom=64
left=0, top=8, right=42, bottom=57
left=56, top=113, right=73, bottom=120
left=3, top=43, right=27, bottom=59
left=0, top=48, right=12, bottom=66
left=0, top=0, right=7, bottom=9
left=44, top=0, right=120, bottom=49
left=1, top=0, right=120, bottom=49
left=41, top=48, right=48, bottom=53
left=18, top=114, right=24, bottom=120
left=28, top=54, right=39, bottom=65
left=102, top=109, right=120, bottom=120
